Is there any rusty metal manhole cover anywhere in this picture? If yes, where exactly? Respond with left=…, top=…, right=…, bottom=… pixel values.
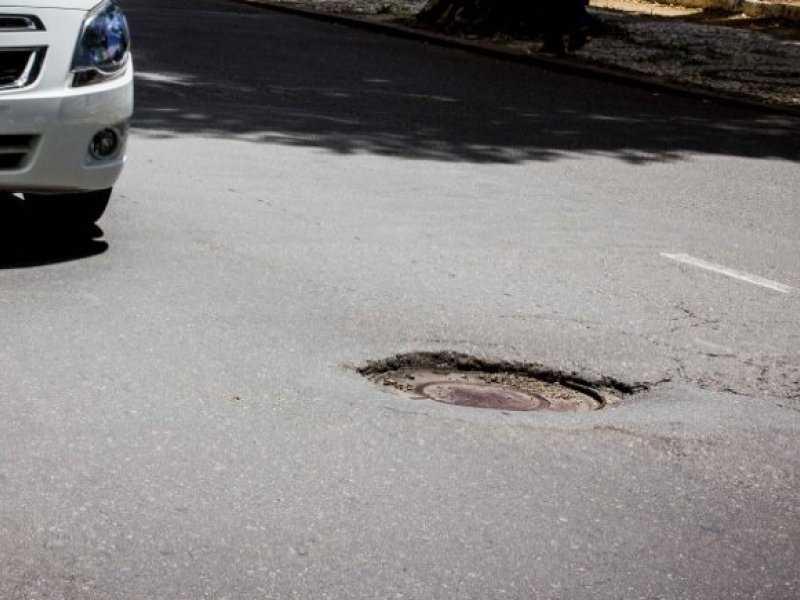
left=358, top=352, right=639, bottom=413
left=364, top=367, right=615, bottom=413
left=419, top=382, right=549, bottom=411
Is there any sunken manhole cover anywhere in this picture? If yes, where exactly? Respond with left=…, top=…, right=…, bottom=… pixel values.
left=360, top=354, right=620, bottom=413
left=421, top=382, right=547, bottom=411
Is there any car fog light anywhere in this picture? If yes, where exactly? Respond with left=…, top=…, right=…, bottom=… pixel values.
left=89, top=128, right=120, bottom=159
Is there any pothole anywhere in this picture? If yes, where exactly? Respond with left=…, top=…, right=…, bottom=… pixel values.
left=359, top=352, right=643, bottom=413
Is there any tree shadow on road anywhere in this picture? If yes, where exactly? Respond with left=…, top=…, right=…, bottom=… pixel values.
left=128, top=2, right=800, bottom=164
left=0, top=194, right=108, bottom=269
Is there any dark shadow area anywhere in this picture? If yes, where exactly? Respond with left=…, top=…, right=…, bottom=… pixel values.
left=126, top=0, right=800, bottom=164
left=0, top=194, right=108, bottom=269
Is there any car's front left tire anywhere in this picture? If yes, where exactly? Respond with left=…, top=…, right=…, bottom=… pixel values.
left=25, top=188, right=112, bottom=226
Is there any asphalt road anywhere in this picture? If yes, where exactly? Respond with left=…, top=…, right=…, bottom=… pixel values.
left=1, top=0, right=799, bottom=597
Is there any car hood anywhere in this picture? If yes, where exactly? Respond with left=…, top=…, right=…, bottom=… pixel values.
left=0, top=0, right=101, bottom=10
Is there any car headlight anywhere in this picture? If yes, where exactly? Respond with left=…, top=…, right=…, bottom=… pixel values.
left=71, top=0, right=130, bottom=87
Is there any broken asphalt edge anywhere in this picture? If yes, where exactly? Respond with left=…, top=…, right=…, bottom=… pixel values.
left=233, top=0, right=800, bottom=117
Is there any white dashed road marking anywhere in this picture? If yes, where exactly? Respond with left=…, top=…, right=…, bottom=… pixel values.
left=661, top=253, right=793, bottom=294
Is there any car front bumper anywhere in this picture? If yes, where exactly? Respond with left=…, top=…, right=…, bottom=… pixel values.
left=0, top=64, right=134, bottom=194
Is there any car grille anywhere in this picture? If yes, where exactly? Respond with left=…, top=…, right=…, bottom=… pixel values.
left=0, top=47, right=46, bottom=90
left=0, top=135, right=36, bottom=170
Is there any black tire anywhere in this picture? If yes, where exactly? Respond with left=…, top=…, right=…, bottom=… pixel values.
left=25, top=188, right=112, bottom=226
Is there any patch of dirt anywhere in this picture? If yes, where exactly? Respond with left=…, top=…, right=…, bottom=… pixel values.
left=594, top=0, right=704, bottom=17
left=595, top=2, right=800, bottom=41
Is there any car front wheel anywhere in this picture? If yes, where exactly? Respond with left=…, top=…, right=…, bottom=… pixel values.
left=25, top=188, right=112, bottom=226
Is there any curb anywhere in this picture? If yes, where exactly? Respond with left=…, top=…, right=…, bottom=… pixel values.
left=235, top=0, right=800, bottom=116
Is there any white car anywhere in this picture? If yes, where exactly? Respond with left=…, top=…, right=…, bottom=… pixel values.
left=0, top=0, right=133, bottom=225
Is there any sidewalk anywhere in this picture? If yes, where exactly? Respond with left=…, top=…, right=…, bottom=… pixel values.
left=237, top=0, right=800, bottom=111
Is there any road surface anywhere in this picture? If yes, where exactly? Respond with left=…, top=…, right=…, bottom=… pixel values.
left=1, top=0, right=799, bottom=597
